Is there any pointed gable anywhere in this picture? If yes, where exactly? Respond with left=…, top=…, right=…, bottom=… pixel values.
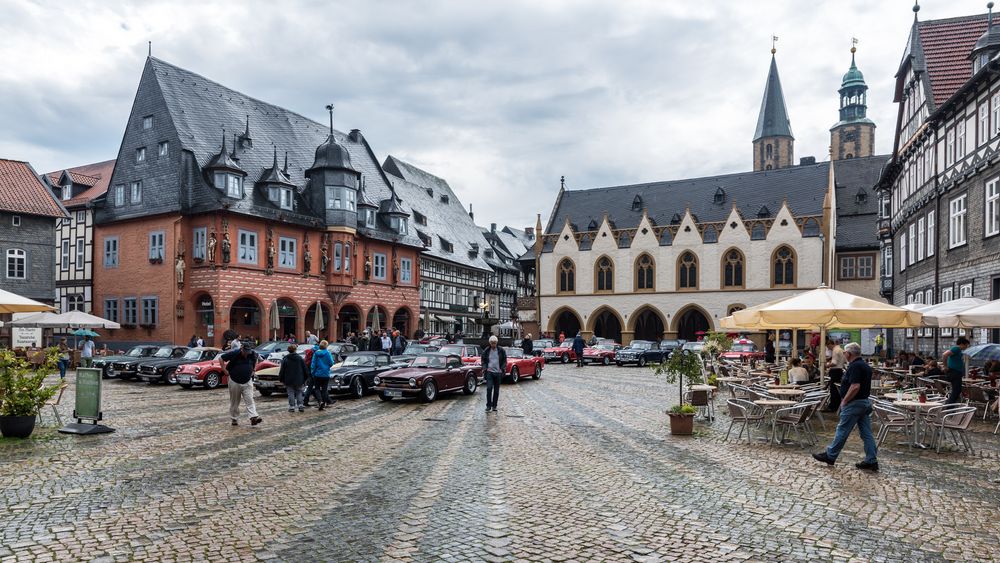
left=754, top=55, right=794, bottom=140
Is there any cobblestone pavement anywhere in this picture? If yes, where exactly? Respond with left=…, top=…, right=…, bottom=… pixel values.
left=2, top=363, right=1000, bottom=562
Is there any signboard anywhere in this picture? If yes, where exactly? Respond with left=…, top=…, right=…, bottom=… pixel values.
left=12, top=327, right=41, bottom=347
left=74, top=368, right=103, bottom=421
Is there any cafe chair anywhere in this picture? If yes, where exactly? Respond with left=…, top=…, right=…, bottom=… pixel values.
left=965, top=386, right=993, bottom=420
left=773, top=401, right=820, bottom=447
left=684, top=389, right=714, bottom=420
left=926, top=406, right=977, bottom=454
left=724, top=399, right=765, bottom=443
left=872, top=402, right=914, bottom=447
left=37, top=382, right=68, bottom=427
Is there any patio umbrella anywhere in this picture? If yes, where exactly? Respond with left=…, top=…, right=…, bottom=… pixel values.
left=71, top=329, right=100, bottom=337
left=0, top=288, right=56, bottom=314
left=313, top=301, right=325, bottom=333
left=371, top=307, right=381, bottom=334
left=917, top=298, right=988, bottom=327
left=963, top=343, right=1000, bottom=362
left=936, top=299, right=1000, bottom=328
left=269, top=301, right=280, bottom=341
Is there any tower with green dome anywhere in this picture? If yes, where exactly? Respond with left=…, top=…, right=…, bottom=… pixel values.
left=831, top=43, right=875, bottom=160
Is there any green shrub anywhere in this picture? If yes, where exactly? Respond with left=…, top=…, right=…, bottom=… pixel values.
left=669, top=403, right=697, bottom=415
left=0, top=349, right=61, bottom=417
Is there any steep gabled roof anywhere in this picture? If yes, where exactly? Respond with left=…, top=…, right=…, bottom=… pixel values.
left=44, top=159, right=115, bottom=207
left=903, top=13, right=990, bottom=109
left=0, top=158, right=67, bottom=218
left=753, top=55, right=794, bottom=141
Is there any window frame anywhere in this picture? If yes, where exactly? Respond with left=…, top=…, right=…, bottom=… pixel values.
left=103, top=298, right=119, bottom=323
left=900, top=232, right=907, bottom=272
left=140, top=296, right=159, bottom=326
left=192, top=227, right=206, bottom=261
left=635, top=253, right=655, bottom=291
left=114, top=184, right=125, bottom=207
left=61, top=239, right=70, bottom=271
left=344, top=243, right=351, bottom=272
left=949, top=194, right=968, bottom=248
left=122, top=298, right=138, bottom=325
left=130, top=180, right=142, bottom=205
left=771, top=245, right=796, bottom=287
left=103, top=236, right=119, bottom=268
left=238, top=229, right=258, bottom=265
left=677, top=251, right=699, bottom=291
left=75, top=238, right=85, bottom=270
left=557, top=258, right=575, bottom=294
left=333, top=242, right=343, bottom=271
left=278, top=236, right=296, bottom=269
left=721, top=248, right=744, bottom=289
left=135, top=147, right=146, bottom=163
left=400, top=257, right=413, bottom=284
left=142, top=115, right=153, bottom=130
left=373, top=253, right=387, bottom=280
left=158, top=141, right=169, bottom=157
left=987, top=176, right=1000, bottom=238
left=6, top=248, right=26, bottom=279
left=594, top=255, right=614, bottom=293
left=927, top=210, right=936, bottom=257
left=917, top=216, right=925, bottom=261
left=148, top=231, right=165, bottom=261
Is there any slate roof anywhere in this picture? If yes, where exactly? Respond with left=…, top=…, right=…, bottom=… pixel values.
left=753, top=55, right=794, bottom=141
left=832, top=155, right=888, bottom=250
left=899, top=13, right=989, bottom=109
left=546, top=155, right=888, bottom=252
left=382, top=155, right=493, bottom=272
left=0, top=158, right=67, bottom=218
left=44, top=159, right=115, bottom=207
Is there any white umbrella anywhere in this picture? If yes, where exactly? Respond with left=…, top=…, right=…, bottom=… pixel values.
left=0, top=289, right=55, bottom=314
left=917, top=298, right=988, bottom=327
left=937, top=299, right=1000, bottom=328
left=313, top=301, right=325, bottom=333
left=8, top=310, right=120, bottom=329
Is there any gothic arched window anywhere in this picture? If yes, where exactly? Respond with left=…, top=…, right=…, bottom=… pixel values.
left=766, top=143, right=773, bottom=160
left=722, top=248, right=744, bottom=289
left=635, top=254, right=654, bottom=291
left=677, top=251, right=698, bottom=290
left=772, top=245, right=796, bottom=287
left=558, top=258, right=575, bottom=293
left=595, top=256, right=614, bottom=292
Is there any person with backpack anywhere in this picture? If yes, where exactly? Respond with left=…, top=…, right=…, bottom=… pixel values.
left=219, top=342, right=262, bottom=426
left=278, top=344, right=308, bottom=412
left=309, top=340, right=335, bottom=410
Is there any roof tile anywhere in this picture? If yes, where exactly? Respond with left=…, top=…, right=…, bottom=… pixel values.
left=0, top=159, right=67, bottom=218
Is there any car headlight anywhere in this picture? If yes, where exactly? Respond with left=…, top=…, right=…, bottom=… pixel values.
left=409, top=378, right=417, bottom=388
left=194, top=367, right=201, bottom=373
left=333, top=376, right=342, bottom=384
left=373, top=376, right=381, bottom=385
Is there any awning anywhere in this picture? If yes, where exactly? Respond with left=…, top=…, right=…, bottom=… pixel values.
left=434, top=315, right=457, bottom=323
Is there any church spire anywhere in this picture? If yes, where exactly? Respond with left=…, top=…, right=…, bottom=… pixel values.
left=753, top=43, right=794, bottom=171
left=831, top=40, right=876, bottom=161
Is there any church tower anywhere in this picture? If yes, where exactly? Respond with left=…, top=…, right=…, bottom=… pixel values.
left=830, top=43, right=875, bottom=160
left=753, top=47, right=794, bottom=171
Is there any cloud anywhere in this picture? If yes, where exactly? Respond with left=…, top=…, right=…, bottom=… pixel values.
left=0, top=0, right=976, bottom=229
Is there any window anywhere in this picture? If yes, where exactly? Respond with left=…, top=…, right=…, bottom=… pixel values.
left=122, top=298, right=137, bottom=325
left=344, top=243, right=351, bottom=272
left=333, top=242, right=342, bottom=271
left=440, top=194, right=450, bottom=204
left=980, top=104, right=989, bottom=145
left=104, top=237, right=119, bottom=268
left=75, top=239, right=84, bottom=270
left=278, top=237, right=296, bottom=268
left=103, top=299, right=119, bottom=323
left=391, top=216, right=407, bottom=235
left=76, top=211, right=85, bottom=223
left=135, top=147, right=146, bottom=163
left=956, top=120, right=966, bottom=159
left=148, top=231, right=164, bottom=261
left=114, top=184, right=124, bottom=207
left=364, top=208, right=376, bottom=228
left=11, top=215, right=20, bottom=227
left=373, top=253, right=387, bottom=280
left=751, top=223, right=766, bottom=240
left=400, top=258, right=412, bottom=283
left=61, top=240, right=70, bottom=270
left=722, top=249, right=744, bottom=288
left=130, top=181, right=142, bottom=204
left=994, top=94, right=1000, bottom=137
left=883, top=245, right=893, bottom=276
left=857, top=255, right=874, bottom=278
left=677, top=251, right=698, bottom=290
left=280, top=188, right=293, bottom=210
left=325, top=186, right=356, bottom=211
left=142, top=115, right=153, bottom=130
left=702, top=226, right=718, bottom=244
left=558, top=258, right=575, bottom=293
left=941, top=285, right=954, bottom=336
left=946, top=128, right=955, bottom=167
left=227, top=175, right=242, bottom=198
left=839, top=254, right=874, bottom=280
left=987, top=177, right=1000, bottom=237
left=917, top=217, right=925, bottom=261
left=772, top=246, right=795, bottom=287
left=439, top=237, right=454, bottom=253
left=949, top=195, right=967, bottom=248
left=927, top=210, right=935, bottom=257
left=6, top=249, right=26, bottom=279
left=414, top=211, right=427, bottom=226
left=595, top=256, right=614, bottom=292
left=238, top=230, right=257, bottom=264
left=766, top=143, right=773, bottom=159
left=636, top=254, right=655, bottom=291
left=141, top=297, right=159, bottom=326
left=192, top=228, right=206, bottom=261
left=960, top=283, right=973, bottom=298
left=62, top=185, right=71, bottom=201
left=66, top=294, right=84, bottom=312
left=900, top=233, right=907, bottom=272
left=839, top=256, right=856, bottom=280
left=158, top=141, right=169, bottom=157
left=908, top=223, right=916, bottom=265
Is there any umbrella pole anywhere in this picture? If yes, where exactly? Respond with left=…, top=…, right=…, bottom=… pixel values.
left=820, top=326, right=826, bottom=386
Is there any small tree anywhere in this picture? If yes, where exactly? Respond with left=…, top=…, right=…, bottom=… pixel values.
left=0, top=349, right=60, bottom=417
left=651, top=349, right=704, bottom=402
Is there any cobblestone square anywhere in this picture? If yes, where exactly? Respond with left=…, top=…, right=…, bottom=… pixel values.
left=2, top=364, right=1000, bottom=562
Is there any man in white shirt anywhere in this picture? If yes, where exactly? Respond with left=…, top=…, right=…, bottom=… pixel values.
left=80, top=336, right=95, bottom=368
left=306, top=331, right=319, bottom=345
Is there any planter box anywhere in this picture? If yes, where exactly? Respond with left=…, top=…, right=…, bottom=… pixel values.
left=667, top=413, right=695, bottom=436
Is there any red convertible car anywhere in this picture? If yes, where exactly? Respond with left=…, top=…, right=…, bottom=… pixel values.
left=374, top=353, right=481, bottom=402
left=719, top=339, right=765, bottom=362
left=437, top=344, right=482, bottom=365
left=175, top=353, right=228, bottom=389
left=502, top=347, right=544, bottom=383
left=541, top=341, right=578, bottom=364
left=583, top=343, right=622, bottom=365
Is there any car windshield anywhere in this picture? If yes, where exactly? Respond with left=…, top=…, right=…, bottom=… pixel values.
left=256, top=342, right=279, bottom=354
left=343, top=355, right=375, bottom=367
left=182, top=350, right=202, bottom=360
left=153, top=346, right=174, bottom=358
left=629, top=342, right=653, bottom=350
left=732, top=343, right=756, bottom=352
left=684, top=342, right=704, bottom=350
left=405, top=344, right=429, bottom=353
left=126, top=347, right=147, bottom=357
left=504, top=348, right=523, bottom=358
left=560, top=341, right=573, bottom=348
left=595, top=344, right=616, bottom=350
left=438, top=345, right=465, bottom=356
left=412, top=355, right=447, bottom=368
left=660, top=341, right=679, bottom=348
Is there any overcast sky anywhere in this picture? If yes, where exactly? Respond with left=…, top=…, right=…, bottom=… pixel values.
left=0, top=0, right=988, bottom=229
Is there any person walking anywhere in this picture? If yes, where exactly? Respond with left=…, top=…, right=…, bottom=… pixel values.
left=278, top=344, right=308, bottom=412
left=393, top=331, right=406, bottom=355
left=195, top=335, right=204, bottom=347
left=380, top=331, right=392, bottom=354
left=942, top=336, right=970, bottom=404
left=572, top=332, right=585, bottom=367
left=306, top=331, right=318, bottom=345
left=764, top=333, right=776, bottom=364
left=219, top=342, right=262, bottom=426
left=824, top=338, right=846, bottom=412
left=521, top=333, right=533, bottom=356
left=188, top=334, right=199, bottom=347
left=57, top=338, right=71, bottom=380
left=80, top=335, right=95, bottom=368
left=812, top=342, right=879, bottom=472
left=481, top=335, right=507, bottom=412
left=309, top=340, right=335, bottom=410
left=874, top=332, right=885, bottom=359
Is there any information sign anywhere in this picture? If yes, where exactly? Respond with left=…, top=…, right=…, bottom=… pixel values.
left=74, top=368, right=102, bottom=421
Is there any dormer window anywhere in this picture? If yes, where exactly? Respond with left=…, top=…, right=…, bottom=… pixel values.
left=757, top=205, right=770, bottom=218
left=414, top=211, right=428, bottom=226
left=440, top=194, right=450, bottom=204
left=326, top=186, right=356, bottom=211
left=587, top=219, right=598, bottom=230
left=714, top=187, right=726, bottom=205
left=62, top=185, right=71, bottom=201
left=855, top=188, right=868, bottom=204
left=268, top=187, right=293, bottom=210
left=390, top=216, right=408, bottom=235
left=216, top=173, right=243, bottom=198
left=485, top=250, right=494, bottom=259
left=439, top=237, right=454, bottom=252
left=631, top=195, right=643, bottom=211
left=417, top=231, right=431, bottom=247
left=364, top=208, right=376, bottom=227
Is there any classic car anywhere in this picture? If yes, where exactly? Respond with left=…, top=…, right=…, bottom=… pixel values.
left=720, top=339, right=764, bottom=361
left=253, top=340, right=297, bottom=357
left=374, top=353, right=481, bottom=402
left=138, top=347, right=219, bottom=384
left=112, top=345, right=187, bottom=380
left=614, top=340, right=668, bottom=367
left=582, top=343, right=622, bottom=366
left=265, top=342, right=357, bottom=364
left=541, top=341, right=578, bottom=364
left=658, top=339, right=688, bottom=357
left=502, top=347, right=544, bottom=382
left=437, top=344, right=482, bottom=365
left=680, top=341, right=706, bottom=355
left=389, top=343, right=440, bottom=365
left=530, top=339, right=555, bottom=357
left=175, top=352, right=227, bottom=389
left=329, top=352, right=397, bottom=398
left=94, top=345, right=160, bottom=379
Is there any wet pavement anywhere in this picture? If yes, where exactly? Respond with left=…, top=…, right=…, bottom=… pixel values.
left=2, top=363, right=999, bottom=562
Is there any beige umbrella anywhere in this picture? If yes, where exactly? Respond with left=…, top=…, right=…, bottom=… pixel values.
left=937, top=299, right=1000, bottom=328
left=269, top=301, right=281, bottom=341
left=0, top=289, right=55, bottom=314
left=370, top=306, right=381, bottom=334
left=921, top=298, right=989, bottom=327
left=313, top=301, right=325, bottom=334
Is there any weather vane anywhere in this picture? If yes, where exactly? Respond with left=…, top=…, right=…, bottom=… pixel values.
left=325, top=104, right=334, bottom=135
left=851, top=37, right=859, bottom=54
left=771, top=35, right=778, bottom=54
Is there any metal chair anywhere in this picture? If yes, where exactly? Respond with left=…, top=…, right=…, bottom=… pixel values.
left=926, top=406, right=977, bottom=454
left=724, top=399, right=765, bottom=443
left=37, top=382, right=68, bottom=427
left=872, top=402, right=914, bottom=447
left=684, top=389, right=714, bottom=420
left=773, top=401, right=820, bottom=447
left=965, top=385, right=992, bottom=420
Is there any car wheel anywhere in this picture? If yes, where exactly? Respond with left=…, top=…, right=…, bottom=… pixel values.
left=510, top=366, right=519, bottom=384
left=561, top=353, right=569, bottom=364
left=533, top=363, right=542, bottom=379
left=205, top=372, right=220, bottom=390
left=602, top=356, right=610, bottom=366
left=351, top=377, right=364, bottom=399
left=379, top=392, right=393, bottom=401
left=421, top=380, right=438, bottom=403
left=638, top=357, right=647, bottom=367
left=259, top=389, right=273, bottom=397
left=463, top=375, right=478, bottom=395
left=166, top=369, right=178, bottom=385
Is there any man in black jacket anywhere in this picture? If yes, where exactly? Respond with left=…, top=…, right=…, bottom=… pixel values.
left=481, top=335, right=507, bottom=413
left=220, top=342, right=262, bottom=426
left=278, top=344, right=308, bottom=412
left=521, top=334, right=533, bottom=356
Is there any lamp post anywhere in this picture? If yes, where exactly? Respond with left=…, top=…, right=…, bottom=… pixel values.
left=479, top=299, right=494, bottom=338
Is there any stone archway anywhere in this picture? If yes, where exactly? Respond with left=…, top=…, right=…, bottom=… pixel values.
left=392, top=307, right=412, bottom=338
left=275, top=298, right=299, bottom=341
left=631, top=307, right=665, bottom=342
left=338, top=304, right=361, bottom=339
left=589, top=307, right=623, bottom=343
left=366, top=305, right=389, bottom=332
left=674, top=305, right=712, bottom=342
left=192, top=293, right=216, bottom=346
left=548, top=307, right=582, bottom=340
left=229, top=296, right=264, bottom=343
left=305, top=301, right=333, bottom=341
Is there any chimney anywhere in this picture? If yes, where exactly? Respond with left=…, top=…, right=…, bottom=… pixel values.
left=525, top=227, right=534, bottom=239
left=349, top=129, right=363, bottom=143
left=799, top=156, right=816, bottom=166
left=490, top=222, right=497, bottom=233
left=469, top=203, right=474, bottom=220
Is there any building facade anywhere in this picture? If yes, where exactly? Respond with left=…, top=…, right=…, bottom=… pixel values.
left=92, top=57, right=422, bottom=347
left=41, top=160, right=115, bottom=313
left=537, top=50, right=886, bottom=345
left=877, top=8, right=1000, bottom=351
left=382, top=156, right=493, bottom=337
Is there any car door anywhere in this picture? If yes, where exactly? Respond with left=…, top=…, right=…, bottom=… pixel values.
left=446, top=357, right=465, bottom=388
left=371, top=354, right=391, bottom=386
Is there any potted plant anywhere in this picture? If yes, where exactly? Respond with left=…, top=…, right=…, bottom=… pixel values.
left=0, top=349, right=60, bottom=438
left=700, top=331, right=733, bottom=377
left=651, top=349, right=704, bottom=435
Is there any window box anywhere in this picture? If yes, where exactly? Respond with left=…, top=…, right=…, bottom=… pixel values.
left=148, top=257, right=163, bottom=265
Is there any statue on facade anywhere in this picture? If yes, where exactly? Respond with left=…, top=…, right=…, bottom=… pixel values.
left=207, top=231, right=218, bottom=264
left=175, top=254, right=186, bottom=288
left=303, top=241, right=312, bottom=276
left=392, top=257, right=399, bottom=284
left=363, top=254, right=371, bottom=281
left=265, top=239, right=276, bottom=274
left=320, top=241, right=329, bottom=274
left=221, top=232, right=231, bottom=264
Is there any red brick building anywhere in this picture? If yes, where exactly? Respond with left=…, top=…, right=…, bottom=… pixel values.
left=92, top=57, right=422, bottom=346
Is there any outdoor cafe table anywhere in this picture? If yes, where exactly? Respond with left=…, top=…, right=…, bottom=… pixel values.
left=689, top=384, right=717, bottom=392
left=753, top=399, right=799, bottom=444
left=766, top=383, right=801, bottom=389
left=893, top=400, right=945, bottom=449
left=768, top=388, right=806, bottom=399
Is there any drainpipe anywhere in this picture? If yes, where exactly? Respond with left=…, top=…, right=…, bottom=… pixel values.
left=172, top=216, right=184, bottom=346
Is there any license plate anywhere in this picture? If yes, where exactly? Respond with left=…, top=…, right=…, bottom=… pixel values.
left=385, top=390, right=402, bottom=397
left=257, top=381, right=274, bottom=388
left=177, top=375, right=190, bottom=383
